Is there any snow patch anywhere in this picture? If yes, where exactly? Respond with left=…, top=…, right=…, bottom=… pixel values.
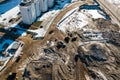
left=38, top=10, right=60, bottom=21
left=57, top=8, right=105, bottom=33
left=82, top=10, right=105, bottom=19
left=29, top=28, right=46, bottom=37
left=0, top=6, right=20, bottom=26
left=108, top=0, right=120, bottom=8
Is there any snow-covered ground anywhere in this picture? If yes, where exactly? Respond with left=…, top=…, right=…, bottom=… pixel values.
left=71, top=0, right=79, bottom=2
left=0, top=6, right=19, bottom=20
left=0, top=0, right=72, bottom=38
left=0, top=6, right=20, bottom=28
left=108, top=0, right=120, bottom=8
left=39, top=0, right=72, bottom=21
left=0, top=0, right=73, bottom=56
left=0, top=56, right=12, bottom=71
left=57, top=7, right=105, bottom=33
left=12, top=41, right=24, bottom=62
left=82, top=10, right=105, bottom=19
left=35, top=10, right=60, bottom=37
left=58, top=11, right=88, bottom=32
left=29, top=28, right=46, bottom=37
left=0, top=40, right=24, bottom=71
left=38, top=10, right=60, bottom=21
left=58, top=7, right=78, bottom=25
left=0, top=39, right=13, bottom=71
left=0, top=0, right=73, bottom=71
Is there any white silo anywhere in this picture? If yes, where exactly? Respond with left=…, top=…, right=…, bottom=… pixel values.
left=34, top=0, right=41, bottom=17
left=48, top=0, right=54, bottom=8
left=20, top=0, right=36, bottom=24
left=40, top=0, right=48, bottom=12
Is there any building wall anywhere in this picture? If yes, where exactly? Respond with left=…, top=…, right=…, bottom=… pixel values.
left=31, top=3, right=36, bottom=22
left=20, top=6, right=31, bottom=24
left=34, top=0, right=41, bottom=17
left=40, top=0, right=48, bottom=12
left=20, top=0, right=55, bottom=24
left=48, top=0, right=54, bottom=8
left=20, top=3, right=36, bottom=24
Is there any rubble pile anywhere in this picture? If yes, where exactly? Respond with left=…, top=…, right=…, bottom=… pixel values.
left=22, top=18, right=120, bottom=80
left=78, top=43, right=120, bottom=80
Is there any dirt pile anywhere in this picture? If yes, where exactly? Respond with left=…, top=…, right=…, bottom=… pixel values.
left=22, top=19, right=120, bottom=80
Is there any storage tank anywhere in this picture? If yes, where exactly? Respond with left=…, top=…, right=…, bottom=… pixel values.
left=48, top=0, right=54, bottom=8
left=40, top=0, right=48, bottom=12
left=20, top=0, right=36, bottom=24
left=34, top=0, right=41, bottom=17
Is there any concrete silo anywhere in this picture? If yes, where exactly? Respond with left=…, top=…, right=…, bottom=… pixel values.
left=40, top=0, right=48, bottom=12
left=19, top=0, right=55, bottom=24
left=34, top=0, right=41, bottom=17
left=20, top=0, right=36, bottom=24
left=47, top=0, right=54, bottom=8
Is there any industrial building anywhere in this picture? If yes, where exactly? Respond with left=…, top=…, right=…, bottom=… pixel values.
left=34, top=0, right=41, bottom=17
left=20, top=0, right=54, bottom=25
left=48, top=0, right=54, bottom=8
left=20, top=0, right=36, bottom=25
left=40, top=0, right=48, bottom=12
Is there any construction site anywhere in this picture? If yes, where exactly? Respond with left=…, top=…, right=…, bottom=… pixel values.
left=0, top=0, right=120, bottom=80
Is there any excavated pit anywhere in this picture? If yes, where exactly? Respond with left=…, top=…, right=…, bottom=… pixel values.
left=22, top=15, right=120, bottom=80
